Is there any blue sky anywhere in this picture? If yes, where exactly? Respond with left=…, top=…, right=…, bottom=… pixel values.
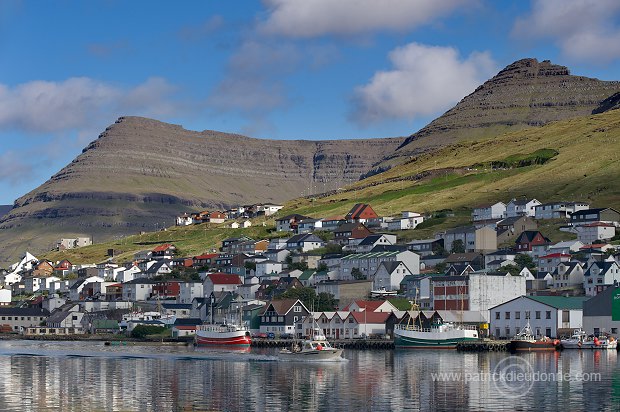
left=1, top=0, right=620, bottom=204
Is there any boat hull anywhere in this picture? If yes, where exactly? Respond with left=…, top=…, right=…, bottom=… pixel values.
left=195, top=330, right=251, bottom=346
left=394, top=328, right=478, bottom=349
left=279, top=348, right=343, bottom=361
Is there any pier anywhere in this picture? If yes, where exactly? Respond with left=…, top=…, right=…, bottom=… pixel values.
left=456, top=341, right=511, bottom=352
left=251, top=338, right=395, bottom=350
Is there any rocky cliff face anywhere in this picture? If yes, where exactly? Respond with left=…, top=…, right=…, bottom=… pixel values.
left=0, top=117, right=402, bottom=264
left=379, top=58, right=620, bottom=166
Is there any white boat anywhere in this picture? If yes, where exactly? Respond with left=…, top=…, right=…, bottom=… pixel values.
left=560, top=328, right=588, bottom=349
left=279, top=327, right=343, bottom=361
left=370, top=287, right=397, bottom=298
left=119, top=311, right=176, bottom=329
left=195, top=323, right=251, bottom=346
left=394, top=321, right=478, bottom=349
left=581, top=335, right=618, bottom=350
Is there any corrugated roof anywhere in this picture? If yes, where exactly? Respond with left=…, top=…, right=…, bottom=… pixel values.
left=527, top=296, right=589, bottom=310
left=341, top=251, right=400, bottom=260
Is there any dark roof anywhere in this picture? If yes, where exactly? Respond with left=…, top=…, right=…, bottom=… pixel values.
left=497, top=216, right=523, bottom=226
left=0, top=307, right=50, bottom=316
left=145, top=260, right=172, bottom=274
left=370, top=245, right=408, bottom=253
left=287, top=233, right=323, bottom=244
left=572, top=207, right=618, bottom=217
left=335, top=222, right=371, bottom=233
left=510, top=198, right=536, bottom=206
left=123, top=278, right=158, bottom=285
left=173, top=318, right=203, bottom=326
left=516, top=231, right=550, bottom=243
left=162, top=303, right=192, bottom=310
left=445, top=253, right=481, bottom=263
left=584, top=261, right=619, bottom=277
left=444, top=226, right=477, bottom=234
left=358, top=235, right=384, bottom=246
left=276, top=214, right=310, bottom=222
left=379, top=261, right=402, bottom=273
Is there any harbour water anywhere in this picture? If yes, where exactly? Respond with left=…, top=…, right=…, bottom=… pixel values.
left=0, top=340, right=618, bottom=411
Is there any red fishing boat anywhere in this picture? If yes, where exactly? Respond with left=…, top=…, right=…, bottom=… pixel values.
left=510, top=322, right=559, bottom=352
left=195, top=323, right=251, bottom=346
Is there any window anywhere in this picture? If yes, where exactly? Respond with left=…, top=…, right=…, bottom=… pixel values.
left=546, top=328, right=552, bottom=337
left=562, top=310, right=570, bottom=323
left=515, top=312, right=520, bottom=320
left=495, top=312, right=500, bottom=320
left=505, top=312, right=510, bottom=320
left=535, top=311, right=541, bottom=320
left=278, top=316, right=283, bottom=322
left=546, top=311, right=551, bottom=319
left=294, top=306, right=301, bottom=313
left=612, top=328, right=618, bottom=334
left=505, top=327, right=510, bottom=337
left=495, top=328, right=500, bottom=337
left=525, top=311, right=530, bottom=320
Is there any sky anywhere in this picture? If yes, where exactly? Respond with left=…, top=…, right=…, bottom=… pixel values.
left=1, top=0, right=620, bottom=205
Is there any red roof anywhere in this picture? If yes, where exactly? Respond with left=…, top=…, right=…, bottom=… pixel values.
left=152, top=243, right=175, bottom=252
left=207, top=273, right=242, bottom=285
left=194, top=253, right=218, bottom=260
left=580, top=244, right=610, bottom=250
left=173, top=326, right=197, bottom=330
left=539, top=253, right=571, bottom=259
left=584, top=222, right=614, bottom=227
left=349, top=311, right=390, bottom=324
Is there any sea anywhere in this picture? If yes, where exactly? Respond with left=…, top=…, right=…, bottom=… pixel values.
left=0, top=340, right=618, bottom=411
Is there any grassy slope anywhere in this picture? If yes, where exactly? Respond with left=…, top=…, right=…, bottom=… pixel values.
left=43, top=110, right=620, bottom=264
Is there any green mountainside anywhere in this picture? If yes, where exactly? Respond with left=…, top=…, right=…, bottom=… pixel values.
left=43, top=109, right=620, bottom=265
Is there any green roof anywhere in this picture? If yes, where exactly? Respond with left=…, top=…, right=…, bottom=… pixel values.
left=92, top=320, right=119, bottom=329
left=298, top=270, right=315, bottom=281
left=527, top=296, right=589, bottom=310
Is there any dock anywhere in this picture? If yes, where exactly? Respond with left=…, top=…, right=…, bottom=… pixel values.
left=251, top=338, right=395, bottom=350
left=456, top=341, right=511, bottom=352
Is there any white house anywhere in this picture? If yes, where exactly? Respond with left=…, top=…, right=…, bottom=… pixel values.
left=583, top=261, right=620, bottom=296
left=285, top=234, right=325, bottom=252
left=203, top=273, right=242, bottom=297
left=256, top=260, right=283, bottom=277
left=69, top=276, right=104, bottom=302
left=552, top=262, right=584, bottom=289
left=534, top=201, right=589, bottom=220
left=386, top=211, right=424, bottom=230
left=176, top=213, right=194, bottom=226
left=121, top=279, right=156, bottom=301
left=0, top=289, right=11, bottom=306
left=575, top=222, right=616, bottom=245
left=117, top=265, right=142, bottom=283
left=372, top=261, right=414, bottom=291
left=472, top=202, right=506, bottom=221
left=349, top=234, right=397, bottom=253
left=506, top=199, right=540, bottom=218
left=547, top=240, right=584, bottom=255
left=490, top=295, right=588, bottom=339
left=537, top=253, right=572, bottom=275
left=339, top=250, right=420, bottom=281
left=178, top=282, right=204, bottom=304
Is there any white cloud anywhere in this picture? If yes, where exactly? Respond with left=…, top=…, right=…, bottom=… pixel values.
left=0, top=77, right=179, bottom=134
left=350, top=43, right=496, bottom=124
left=513, top=0, right=620, bottom=62
left=259, top=0, right=467, bottom=37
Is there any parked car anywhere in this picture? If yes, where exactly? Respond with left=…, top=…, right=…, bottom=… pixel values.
left=279, top=333, right=294, bottom=339
left=266, top=332, right=275, bottom=339
left=252, top=332, right=267, bottom=339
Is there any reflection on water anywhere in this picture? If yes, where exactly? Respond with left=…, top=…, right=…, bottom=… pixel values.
left=0, top=340, right=619, bottom=411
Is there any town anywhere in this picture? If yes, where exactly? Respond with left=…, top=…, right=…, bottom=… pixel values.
left=0, top=200, right=618, bottom=346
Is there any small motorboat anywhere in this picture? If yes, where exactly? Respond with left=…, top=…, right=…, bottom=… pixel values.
left=581, top=335, right=618, bottom=350
left=279, top=327, right=343, bottom=361
left=560, top=328, right=588, bottom=349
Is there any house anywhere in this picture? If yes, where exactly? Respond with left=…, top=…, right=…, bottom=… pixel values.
left=490, top=295, right=588, bottom=339
left=285, top=233, right=325, bottom=252
left=0, top=307, right=50, bottom=333
left=319, top=216, right=347, bottom=232
left=161, top=303, right=192, bottom=319
left=496, top=216, right=538, bottom=244
left=152, top=280, right=181, bottom=299
left=506, top=198, right=540, bottom=218
left=57, top=237, right=92, bottom=250
left=570, top=207, right=620, bottom=226
left=345, top=203, right=380, bottom=227
left=238, top=277, right=261, bottom=300
left=203, top=273, right=242, bottom=296
left=69, top=276, right=104, bottom=301
left=552, top=262, right=584, bottom=289
left=206, top=211, right=226, bottom=224
left=372, top=261, right=414, bottom=291
left=445, top=264, right=476, bottom=276
left=386, top=211, right=424, bottom=231
left=547, top=240, right=584, bottom=255
left=296, top=218, right=321, bottom=234
left=483, top=250, right=517, bottom=268
left=445, top=253, right=484, bottom=270
left=271, top=276, right=304, bottom=298
left=339, top=250, right=420, bottom=281
left=151, top=244, right=176, bottom=260
left=46, top=303, right=85, bottom=332
left=176, top=213, right=194, bottom=226
left=534, top=201, right=590, bottom=220
left=255, top=260, right=283, bottom=278
left=32, top=260, right=55, bottom=277
left=575, top=222, right=616, bottom=244
left=431, top=271, right=526, bottom=312
left=406, top=238, right=444, bottom=257
left=259, top=299, right=310, bottom=335
left=349, top=234, right=397, bottom=253
left=221, top=236, right=253, bottom=252
left=583, top=261, right=620, bottom=296
left=334, top=222, right=373, bottom=246
left=143, top=260, right=174, bottom=278
left=275, top=214, right=310, bottom=232
left=315, top=279, right=373, bottom=308
left=259, top=204, right=284, bottom=216
left=121, top=278, right=157, bottom=301
left=537, top=253, right=572, bottom=275
left=439, top=226, right=497, bottom=254
left=515, top=231, right=551, bottom=253
left=178, top=281, right=204, bottom=304
left=472, top=202, right=506, bottom=221
left=340, top=311, right=390, bottom=339
left=583, top=285, right=620, bottom=338
left=171, top=318, right=203, bottom=337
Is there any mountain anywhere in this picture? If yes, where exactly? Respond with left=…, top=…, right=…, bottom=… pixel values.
left=378, top=58, right=620, bottom=168
left=43, top=108, right=620, bottom=265
left=0, top=205, right=11, bottom=218
left=0, top=117, right=402, bottom=265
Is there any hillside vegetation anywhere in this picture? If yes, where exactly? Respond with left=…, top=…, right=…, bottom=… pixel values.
left=43, top=110, right=620, bottom=264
